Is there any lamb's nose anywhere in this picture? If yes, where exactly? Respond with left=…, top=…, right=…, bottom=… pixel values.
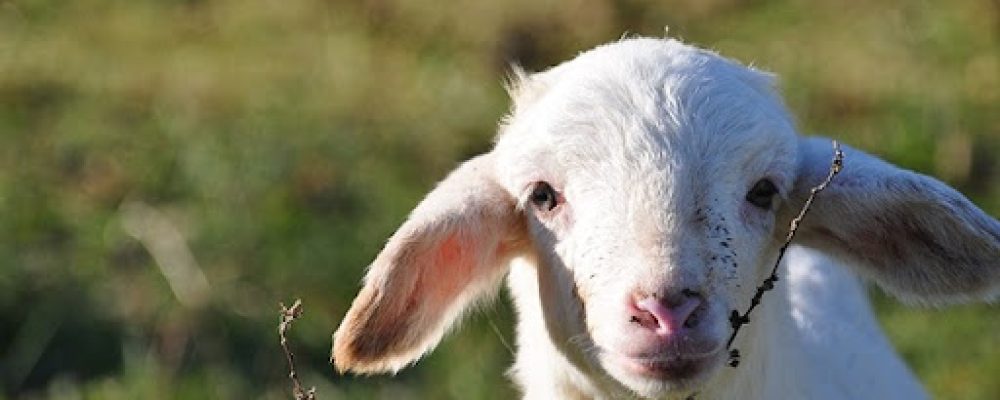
left=630, top=291, right=703, bottom=336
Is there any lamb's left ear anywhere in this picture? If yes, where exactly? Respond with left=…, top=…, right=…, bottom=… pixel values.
left=785, top=137, right=1000, bottom=304
left=332, top=153, right=527, bottom=374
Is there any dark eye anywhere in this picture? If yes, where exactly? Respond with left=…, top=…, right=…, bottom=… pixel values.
left=746, top=179, right=778, bottom=210
left=530, top=182, right=559, bottom=211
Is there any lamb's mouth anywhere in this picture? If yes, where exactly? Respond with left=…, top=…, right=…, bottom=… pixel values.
left=602, top=347, right=723, bottom=382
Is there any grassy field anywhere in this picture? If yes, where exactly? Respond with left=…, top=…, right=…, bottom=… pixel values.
left=0, top=0, right=997, bottom=398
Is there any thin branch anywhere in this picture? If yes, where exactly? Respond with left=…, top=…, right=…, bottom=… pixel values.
left=724, top=141, right=844, bottom=367
left=280, top=299, right=317, bottom=400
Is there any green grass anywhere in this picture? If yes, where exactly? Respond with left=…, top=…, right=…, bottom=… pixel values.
left=0, top=0, right=997, bottom=398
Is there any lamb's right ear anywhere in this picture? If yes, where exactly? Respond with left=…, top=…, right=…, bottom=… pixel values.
left=784, top=137, right=1000, bottom=304
left=332, top=153, right=527, bottom=374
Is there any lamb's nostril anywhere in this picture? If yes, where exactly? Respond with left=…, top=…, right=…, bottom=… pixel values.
left=632, top=293, right=703, bottom=336
left=630, top=310, right=659, bottom=331
left=683, top=310, right=700, bottom=329
left=680, top=289, right=704, bottom=329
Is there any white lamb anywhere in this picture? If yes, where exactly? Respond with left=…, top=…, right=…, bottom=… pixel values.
left=331, top=38, right=1000, bottom=399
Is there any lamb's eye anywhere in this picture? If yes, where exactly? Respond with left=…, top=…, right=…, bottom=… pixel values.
left=530, top=182, right=559, bottom=211
left=746, top=179, right=778, bottom=210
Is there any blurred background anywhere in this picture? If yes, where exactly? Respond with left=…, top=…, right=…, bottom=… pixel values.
left=1, top=0, right=997, bottom=399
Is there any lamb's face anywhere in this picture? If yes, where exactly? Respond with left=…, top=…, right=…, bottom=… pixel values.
left=495, top=39, right=798, bottom=396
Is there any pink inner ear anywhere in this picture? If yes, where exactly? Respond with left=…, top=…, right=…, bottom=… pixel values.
left=437, top=234, right=466, bottom=266
left=414, top=233, right=480, bottom=313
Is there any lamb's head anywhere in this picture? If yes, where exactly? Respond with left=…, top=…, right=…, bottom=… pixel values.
left=492, top=39, right=798, bottom=394
left=332, top=38, right=1000, bottom=398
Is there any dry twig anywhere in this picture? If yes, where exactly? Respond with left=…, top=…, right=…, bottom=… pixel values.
left=280, top=299, right=317, bottom=400
left=724, top=141, right=845, bottom=367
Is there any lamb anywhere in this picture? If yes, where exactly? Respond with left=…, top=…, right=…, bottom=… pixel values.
left=331, top=37, right=1000, bottom=399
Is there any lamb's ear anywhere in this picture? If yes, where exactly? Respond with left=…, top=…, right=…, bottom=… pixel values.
left=784, top=137, right=1000, bottom=304
left=332, top=153, right=527, bottom=374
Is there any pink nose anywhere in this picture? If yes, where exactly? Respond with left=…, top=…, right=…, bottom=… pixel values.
left=631, top=292, right=703, bottom=336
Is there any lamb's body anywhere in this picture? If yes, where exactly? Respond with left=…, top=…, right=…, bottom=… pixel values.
left=332, top=38, right=999, bottom=400
left=509, top=247, right=926, bottom=399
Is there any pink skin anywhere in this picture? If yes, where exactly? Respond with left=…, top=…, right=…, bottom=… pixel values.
left=630, top=295, right=703, bottom=336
